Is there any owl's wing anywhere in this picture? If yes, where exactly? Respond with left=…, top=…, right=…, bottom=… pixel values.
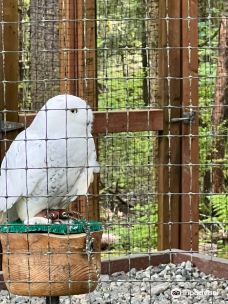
left=90, top=138, right=100, bottom=174
left=0, top=131, right=26, bottom=211
left=0, top=129, right=46, bottom=212
left=66, top=136, right=99, bottom=202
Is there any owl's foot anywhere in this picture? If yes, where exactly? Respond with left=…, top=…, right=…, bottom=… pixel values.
left=24, top=209, right=80, bottom=225
left=36, top=209, right=66, bottom=222
left=23, top=217, right=51, bottom=225
left=35, top=209, right=81, bottom=223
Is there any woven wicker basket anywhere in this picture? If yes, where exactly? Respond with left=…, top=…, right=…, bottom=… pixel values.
left=0, top=231, right=102, bottom=296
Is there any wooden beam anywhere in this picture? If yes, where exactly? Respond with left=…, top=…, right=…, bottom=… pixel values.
left=18, top=109, right=164, bottom=133
left=180, top=0, right=199, bottom=251
left=157, top=0, right=182, bottom=250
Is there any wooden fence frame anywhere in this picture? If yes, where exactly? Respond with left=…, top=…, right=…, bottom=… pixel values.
left=158, top=0, right=199, bottom=251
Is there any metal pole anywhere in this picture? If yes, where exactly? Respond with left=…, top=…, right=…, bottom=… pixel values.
left=46, top=296, right=60, bottom=304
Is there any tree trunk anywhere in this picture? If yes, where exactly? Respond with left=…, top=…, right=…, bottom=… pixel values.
left=204, top=15, right=228, bottom=193
left=30, top=0, right=60, bottom=110
left=143, top=0, right=159, bottom=105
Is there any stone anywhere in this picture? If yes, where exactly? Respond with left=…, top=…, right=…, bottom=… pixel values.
left=150, top=282, right=170, bottom=295
left=193, top=271, right=199, bottom=278
left=185, top=261, right=193, bottom=271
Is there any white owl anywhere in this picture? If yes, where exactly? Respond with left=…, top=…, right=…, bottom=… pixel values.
left=0, top=95, right=99, bottom=224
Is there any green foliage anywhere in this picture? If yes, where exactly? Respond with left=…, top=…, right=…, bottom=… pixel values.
left=198, top=5, right=228, bottom=257
left=98, top=64, right=145, bottom=111
left=97, top=0, right=157, bottom=256
left=106, top=203, right=157, bottom=255
left=99, top=132, right=153, bottom=191
left=206, top=195, right=228, bottom=226
left=200, top=195, right=227, bottom=258
left=198, top=19, right=219, bottom=170
left=217, top=242, right=228, bottom=259
left=18, top=0, right=32, bottom=109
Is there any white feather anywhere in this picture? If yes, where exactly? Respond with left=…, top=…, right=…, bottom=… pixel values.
left=0, top=94, right=99, bottom=223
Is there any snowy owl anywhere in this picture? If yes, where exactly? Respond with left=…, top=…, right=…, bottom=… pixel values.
left=0, top=95, right=99, bottom=224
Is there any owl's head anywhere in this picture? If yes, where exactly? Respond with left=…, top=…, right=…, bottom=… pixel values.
left=33, top=94, right=94, bottom=137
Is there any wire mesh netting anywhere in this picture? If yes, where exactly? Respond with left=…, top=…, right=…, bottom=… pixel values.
left=0, top=0, right=227, bottom=303
left=198, top=0, right=227, bottom=257
left=96, top=0, right=158, bottom=256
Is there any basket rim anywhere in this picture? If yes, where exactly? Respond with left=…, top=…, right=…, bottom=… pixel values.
left=0, top=219, right=103, bottom=235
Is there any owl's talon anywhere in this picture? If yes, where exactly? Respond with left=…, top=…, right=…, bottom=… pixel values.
left=23, top=217, right=51, bottom=225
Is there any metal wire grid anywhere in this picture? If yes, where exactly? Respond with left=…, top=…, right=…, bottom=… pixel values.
left=198, top=0, right=227, bottom=257
left=1, top=1, right=100, bottom=301
left=17, top=0, right=159, bottom=255
left=0, top=0, right=227, bottom=303
left=96, top=0, right=158, bottom=256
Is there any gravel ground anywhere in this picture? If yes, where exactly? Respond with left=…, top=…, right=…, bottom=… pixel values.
left=0, top=261, right=227, bottom=304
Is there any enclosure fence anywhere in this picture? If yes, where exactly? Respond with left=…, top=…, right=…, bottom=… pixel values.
left=0, top=0, right=227, bottom=303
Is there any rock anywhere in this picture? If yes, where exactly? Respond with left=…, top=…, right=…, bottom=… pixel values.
left=181, top=261, right=186, bottom=268
left=150, top=282, right=170, bottom=295
left=0, top=291, right=9, bottom=297
left=211, top=281, right=218, bottom=290
left=103, top=293, right=110, bottom=299
left=128, top=268, right=137, bottom=277
left=200, top=272, right=206, bottom=278
left=185, top=261, right=193, bottom=271
left=183, top=282, right=192, bottom=290
left=95, top=297, right=105, bottom=304
left=181, top=268, right=188, bottom=277
left=100, top=275, right=110, bottom=282
left=176, top=268, right=182, bottom=275
left=136, top=270, right=145, bottom=280
left=152, top=267, right=162, bottom=274
left=112, top=271, right=127, bottom=280
left=145, top=265, right=153, bottom=272
left=176, top=274, right=184, bottom=280
left=197, top=300, right=206, bottom=304
left=193, top=271, right=199, bottom=278
left=169, top=263, right=176, bottom=269
left=158, top=269, right=166, bottom=277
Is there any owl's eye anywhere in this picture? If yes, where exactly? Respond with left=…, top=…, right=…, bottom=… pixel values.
left=70, top=108, right=78, bottom=114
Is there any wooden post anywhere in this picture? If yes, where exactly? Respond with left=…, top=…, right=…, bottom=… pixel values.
left=0, top=0, right=19, bottom=154
left=59, top=0, right=97, bottom=104
left=59, top=0, right=98, bottom=220
left=59, top=0, right=77, bottom=94
left=181, top=0, right=199, bottom=251
left=0, top=0, right=19, bottom=270
left=158, top=0, right=182, bottom=250
left=158, top=0, right=199, bottom=251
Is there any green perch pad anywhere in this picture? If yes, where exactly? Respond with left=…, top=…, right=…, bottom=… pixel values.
left=0, top=219, right=103, bottom=235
